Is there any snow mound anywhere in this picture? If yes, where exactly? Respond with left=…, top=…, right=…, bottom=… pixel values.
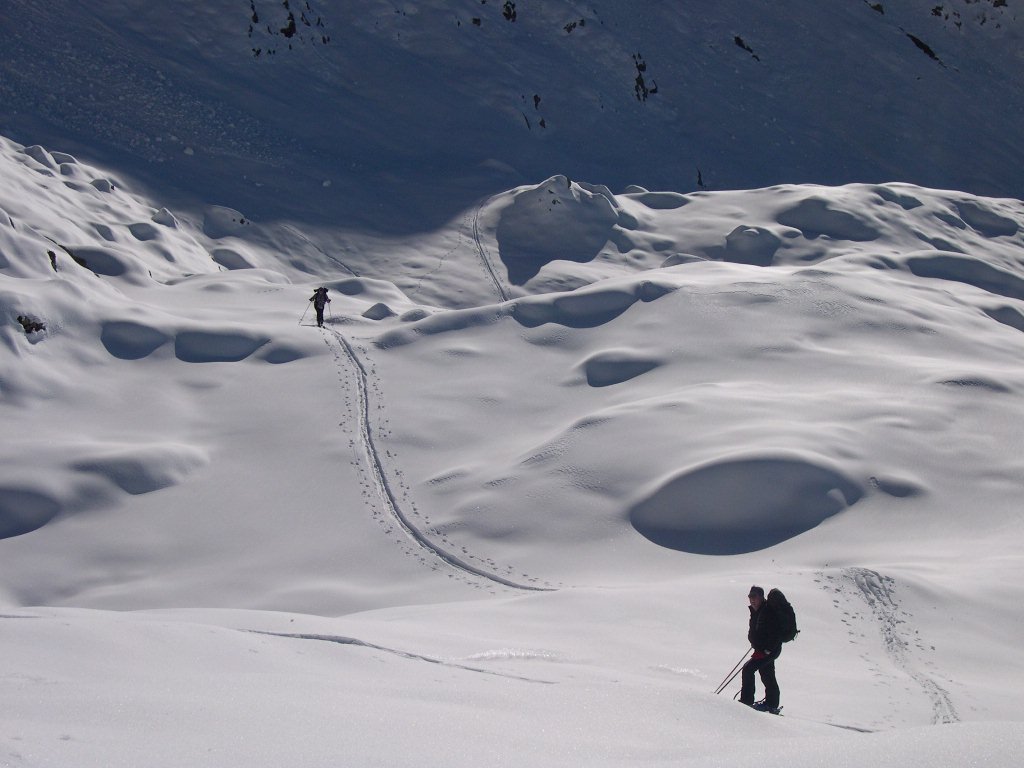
left=722, top=226, right=783, bottom=266
left=903, top=252, right=1024, bottom=301
left=984, top=304, right=1024, bottom=333
left=495, top=176, right=622, bottom=285
left=513, top=277, right=676, bottom=329
left=776, top=197, right=880, bottom=242
left=202, top=205, right=251, bottom=239
left=210, top=247, right=254, bottom=270
left=70, top=442, right=209, bottom=496
left=0, top=440, right=208, bottom=540
left=100, top=320, right=172, bottom=360
left=363, top=302, right=397, bottom=321
left=333, top=277, right=406, bottom=302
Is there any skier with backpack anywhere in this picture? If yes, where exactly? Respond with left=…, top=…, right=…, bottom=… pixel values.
left=739, top=585, right=798, bottom=714
left=310, top=286, right=331, bottom=328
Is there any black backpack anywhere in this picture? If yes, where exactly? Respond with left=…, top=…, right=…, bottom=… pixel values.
left=767, top=588, right=799, bottom=642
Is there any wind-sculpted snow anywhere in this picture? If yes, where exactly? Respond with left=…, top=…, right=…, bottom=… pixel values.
left=173, top=329, right=270, bottom=363
left=0, top=136, right=222, bottom=282
left=494, top=176, right=620, bottom=284
left=0, top=488, right=61, bottom=539
left=210, top=247, right=255, bottom=271
left=629, top=455, right=864, bottom=555
left=101, top=321, right=281, bottom=363
left=100, top=321, right=172, bottom=359
left=513, top=278, right=676, bottom=328
left=469, top=178, right=1024, bottom=304
left=776, top=197, right=881, bottom=243
left=954, top=200, right=1019, bottom=238
left=0, top=441, right=208, bottom=540
left=69, top=442, right=209, bottom=497
left=4, top=0, right=1024, bottom=760
left=374, top=275, right=677, bottom=350
left=5, top=129, right=1024, bottom=762
left=903, top=252, right=1024, bottom=301
left=580, top=349, right=664, bottom=388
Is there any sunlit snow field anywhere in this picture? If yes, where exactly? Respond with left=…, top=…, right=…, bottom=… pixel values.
left=2, top=1, right=1024, bottom=765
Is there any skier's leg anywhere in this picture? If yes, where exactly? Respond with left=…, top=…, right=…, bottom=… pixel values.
left=739, top=659, right=758, bottom=705
left=759, top=659, right=780, bottom=709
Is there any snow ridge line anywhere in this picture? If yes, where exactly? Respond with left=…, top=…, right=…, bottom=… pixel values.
left=471, top=200, right=511, bottom=303
left=249, top=631, right=557, bottom=684
left=324, top=326, right=553, bottom=593
left=845, top=567, right=960, bottom=725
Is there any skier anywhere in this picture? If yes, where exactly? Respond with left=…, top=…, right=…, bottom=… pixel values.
left=310, top=286, right=331, bottom=328
left=740, top=585, right=783, bottom=713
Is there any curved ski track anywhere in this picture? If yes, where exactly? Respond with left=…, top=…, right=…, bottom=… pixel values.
left=405, top=201, right=507, bottom=304
left=323, top=326, right=553, bottom=593
left=471, top=200, right=511, bottom=303
left=821, top=568, right=959, bottom=725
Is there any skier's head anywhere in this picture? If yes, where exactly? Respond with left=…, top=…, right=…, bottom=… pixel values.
left=748, top=585, right=765, bottom=607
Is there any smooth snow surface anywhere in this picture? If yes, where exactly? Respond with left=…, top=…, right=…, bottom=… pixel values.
left=2, top=1, right=1024, bottom=766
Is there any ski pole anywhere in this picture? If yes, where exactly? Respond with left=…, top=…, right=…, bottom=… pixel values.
left=714, top=647, right=752, bottom=695
left=298, top=300, right=311, bottom=326
left=715, top=662, right=745, bottom=696
left=714, top=648, right=750, bottom=695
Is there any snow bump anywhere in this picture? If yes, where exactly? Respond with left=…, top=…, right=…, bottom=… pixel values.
left=777, top=198, right=880, bottom=242
left=101, top=321, right=172, bottom=360
left=70, top=443, right=209, bottom=496
left=496, top=176, right=619, bottom=285
left=722, top=225, right=782, bottom=266
left=210, top=248, right=255, bottom=270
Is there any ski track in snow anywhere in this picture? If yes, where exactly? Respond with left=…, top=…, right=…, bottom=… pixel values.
left=249, top=631, right=557, bottom=684
left=404, top=200, right=507, bottom=304
left=821, top=568, right=959, bottom=726
left=321, top=325, right=553, bottom=593
left=472, top=199, right=511, bottom=303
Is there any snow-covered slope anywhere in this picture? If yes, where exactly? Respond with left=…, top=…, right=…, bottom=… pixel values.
left=4, top=130, right=1024, bottom=762
left=3, top=1, right=1024, bottom=766
left=2, top=0, right=1022, bottom=229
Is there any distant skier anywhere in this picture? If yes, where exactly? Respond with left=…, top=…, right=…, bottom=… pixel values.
left=739, top=585, right=783, bottom=713
left=310, top=286, right=331, bottom=328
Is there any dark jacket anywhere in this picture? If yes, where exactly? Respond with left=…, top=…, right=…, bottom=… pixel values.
left=748, top=603, right=784, bottom=658
left=311, top=289, right=330, bottom=310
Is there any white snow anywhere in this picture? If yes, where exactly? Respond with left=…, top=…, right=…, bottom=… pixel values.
left=3, top=1, right=1024, bottom=766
